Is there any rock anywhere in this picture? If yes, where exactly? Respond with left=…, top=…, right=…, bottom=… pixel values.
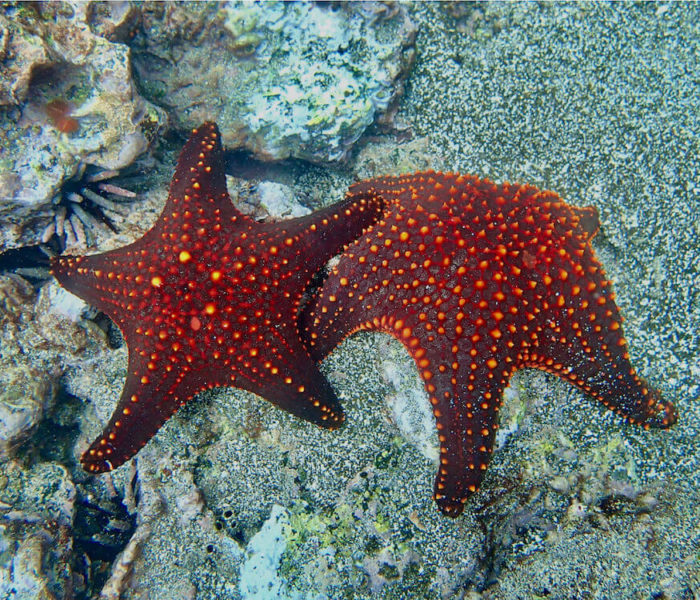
left=0, top=10, right=50, bottom=106
left=131, top=1, right=416, bottom=163
left=238, top=505, right=296, bottom=600
left=0, top=276, right=60, bottom=461
left=0, top=275, right=101, bottom=462
left=256, top=181, right=310, bottom=219
left=0, top=365, right=55, bottom=462
left=376, top=335, right=439, bottom=463
left=0, top=462, right=77, bottom=600
left=0, top=2, right=166, bottom=250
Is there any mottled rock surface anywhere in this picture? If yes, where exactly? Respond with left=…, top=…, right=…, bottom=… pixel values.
left=0, top=462, right=77, bottom=600
left=0, top=2, right=165, bottom=250
left=130, top=1, right=416, bottom=162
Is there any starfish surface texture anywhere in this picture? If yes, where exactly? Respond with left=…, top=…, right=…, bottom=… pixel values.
left=303, top=172, right=676, bottom=516
left=52, top=122, right=384, bottom=472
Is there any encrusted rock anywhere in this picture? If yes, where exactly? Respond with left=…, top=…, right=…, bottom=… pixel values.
left=0, top=276, right=63, bottom=461
left=0, top=462, right=77, bottom=600
left=0, top=365, right=55, bottom=462
left=0, top=2, right=165, bottom=250
left=0, top=11, right=51, bottom=106
left=0, top=275, right=103, bottom=462
left=131, top=1, right=416, bottom=163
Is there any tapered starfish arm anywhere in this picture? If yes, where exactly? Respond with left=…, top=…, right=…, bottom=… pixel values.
left=426, top=366, right=509, bottom=518
left=82, top=326, right=346, bottom=473
left=81, top=346, right=207, bottom=472
left=270, top=191, right=386, bottom=279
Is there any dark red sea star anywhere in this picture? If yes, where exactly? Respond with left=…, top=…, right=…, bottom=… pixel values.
left=51, top=122, right=384, bottom=473
left=302, top=171, right=676, bottom=517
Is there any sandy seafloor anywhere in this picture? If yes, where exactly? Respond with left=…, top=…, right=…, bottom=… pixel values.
left=2, top=2, right=699, bottom=599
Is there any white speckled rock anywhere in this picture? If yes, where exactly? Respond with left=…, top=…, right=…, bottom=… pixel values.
left=257, top=182, right=311, bottom=219
left=376, top=336, right=439, bottom=464
left=132, top=1, right=416, bottom=163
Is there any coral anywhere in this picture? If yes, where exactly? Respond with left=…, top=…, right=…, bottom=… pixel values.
left=278, top=477, right=425, bottom=595
left=544, top=433, right=665, bottom=532
left=86, top=451, right=243, bottom=599
left=74, top=474, right=139, bottom=597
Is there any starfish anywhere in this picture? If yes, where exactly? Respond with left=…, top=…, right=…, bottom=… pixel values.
left=51, top=122, right=384, bottom=473
left=303, top=172, right=676, bottom=517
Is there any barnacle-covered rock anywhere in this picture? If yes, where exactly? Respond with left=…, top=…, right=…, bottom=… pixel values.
left=0, top=2, right=165, bottom=250
left=131, top=1, right=416, bottom=163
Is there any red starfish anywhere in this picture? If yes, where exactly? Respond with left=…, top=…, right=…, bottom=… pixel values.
left=303, top=172, right=676, bottom=517
left=51, top=122, right=383, bottom=473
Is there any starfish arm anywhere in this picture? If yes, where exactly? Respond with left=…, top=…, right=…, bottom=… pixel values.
left=427, top=365, right=509, bottom=517
left=301, top=263, right=355, bottom=362
left=51, top=242, right=159, bottom=319
left=51, top=121, right=244, bottom=316
left=527, top=337, right=677, bottom=429
left=82, top=318, right=347, bottom=474
left=265, top=190, right=385, bottom=279
left=509, top=192, right=676, bottom=428
left=81, top=347, right=205, bottom=473
left=51, top=252, right=119, bottom=315
left=519, top=298, right=678, bottom=428
left=383, top=326, right=513, bottom=517
left=307, top=289, right=513, bottom=516
left=232, top=333, right=346, bottom=428
left=159, top=121, right=248, bottom=230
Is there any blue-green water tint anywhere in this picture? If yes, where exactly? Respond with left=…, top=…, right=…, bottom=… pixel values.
left=0, top=2, right=697, bottom=599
